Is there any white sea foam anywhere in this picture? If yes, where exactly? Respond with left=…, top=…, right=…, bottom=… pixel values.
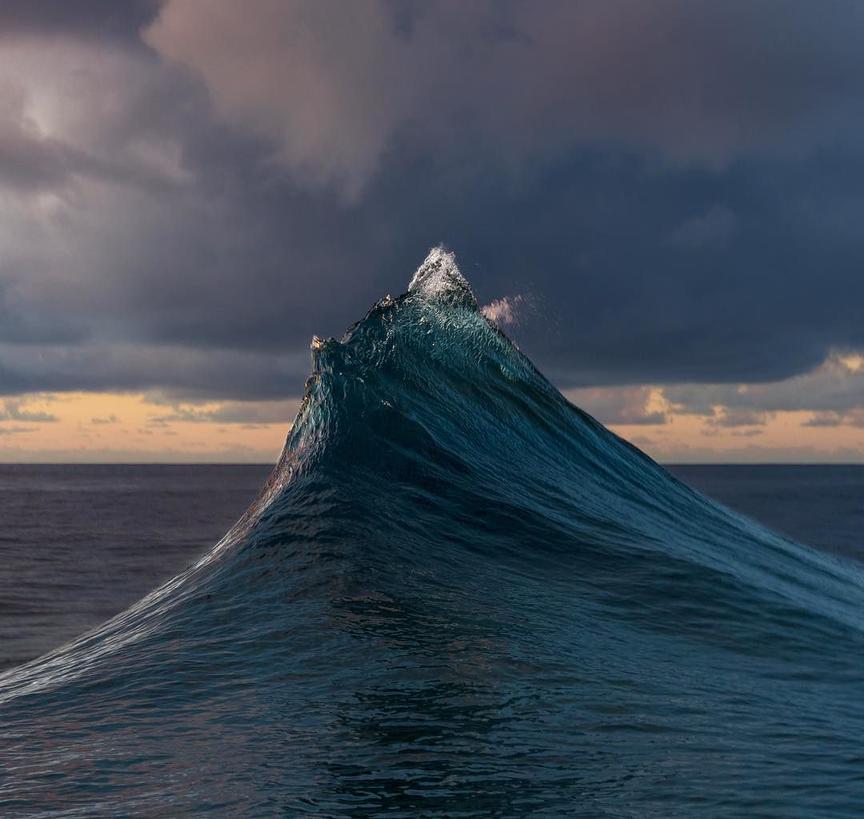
left=408, top=246, right=477, bottom=308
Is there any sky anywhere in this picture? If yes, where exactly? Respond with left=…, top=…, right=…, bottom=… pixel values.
left=1, top=0, right=864, bottom=464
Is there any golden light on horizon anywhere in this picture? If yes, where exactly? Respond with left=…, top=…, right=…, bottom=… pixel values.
left=2, top=389, right=863, bottom=464
left=0, top=393, right=295, bottom=463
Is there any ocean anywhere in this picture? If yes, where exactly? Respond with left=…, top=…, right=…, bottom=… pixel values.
left=0, top=463, right=270, bottom=673
left=1, top=463, right=861, bottom=675
left=1, top=249, right=863, bottom=816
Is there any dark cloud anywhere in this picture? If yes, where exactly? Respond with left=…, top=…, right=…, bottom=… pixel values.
left=664, top=354, right=864, bottom=416
left=0, top=343, right=310, bottom=401
left=1, top=0, right=864, bottom=415
left=666, top=206, right=738, bottom=250
left=144, top=0, right=864, bottom=195
left=0, top=0, right=158, bottom=43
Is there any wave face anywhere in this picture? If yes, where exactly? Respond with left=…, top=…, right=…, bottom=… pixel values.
left=2, top=249, right=864, bottom=817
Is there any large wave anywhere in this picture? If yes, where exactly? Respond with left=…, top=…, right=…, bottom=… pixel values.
left=2, top=249, right=863, bottom=816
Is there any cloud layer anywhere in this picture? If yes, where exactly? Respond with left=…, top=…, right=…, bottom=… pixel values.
left=145, top=0, right=864, bottom=196
left=1, top=0, right=864, bottom=442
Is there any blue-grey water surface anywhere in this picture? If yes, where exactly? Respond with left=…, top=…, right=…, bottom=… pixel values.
left=1, top=463, right=861, bottom=674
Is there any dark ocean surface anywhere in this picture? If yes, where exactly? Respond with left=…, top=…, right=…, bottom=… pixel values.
left=1, top=463, right=861, bottom=674
left=0, top=464, right=269, bottom=672
left=2, top=250, right=863, bottom=816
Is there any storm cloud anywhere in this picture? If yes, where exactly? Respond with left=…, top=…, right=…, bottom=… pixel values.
left=1, top=0, right=864, bottom=422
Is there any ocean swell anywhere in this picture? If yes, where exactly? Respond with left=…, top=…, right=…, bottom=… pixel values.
left=2, top=248, right=864, bottom=817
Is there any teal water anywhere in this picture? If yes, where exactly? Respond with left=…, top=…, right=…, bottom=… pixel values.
left=2, top=250, right=863, bottom=816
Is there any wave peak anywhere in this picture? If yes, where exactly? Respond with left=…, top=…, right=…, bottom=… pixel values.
left=408, top=245, right=478, bottom=309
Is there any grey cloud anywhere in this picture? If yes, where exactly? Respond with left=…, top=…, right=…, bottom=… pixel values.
left=565, top=350, right=864, bottom=433
left=564, top=387, right=668, bottom=426
left=0, top=1, right=158, bottom=43
left=666, top=206, right=738, bottom=250
left=0, top=342, right=310, bottom=401
left=705, top=409, right=771, bottom=428
left=650, top=442, right=864, bottom=465
left=664, top=353, right=864, bottom=416
left=148, top=399, right=299, bottom=425
left=803, top=410, right=864, bottom=428
left=0, top=52, right=197, bottom=198
left=803, top=412, right=845, bottom=427
left=2, top=3, right=864, bottom=409
left=145, top=0, right=864, bottom=197
left=0, top=398, right=57, bottom=422
left=0, top=107, right=79, bottom=193
left=0, top=444, right=275, bottom=464
left=0, top=105, right=169, bottom=196
left=0, top=279, right=87, bottom=345
left=699, top=425, right=765, bottom=438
